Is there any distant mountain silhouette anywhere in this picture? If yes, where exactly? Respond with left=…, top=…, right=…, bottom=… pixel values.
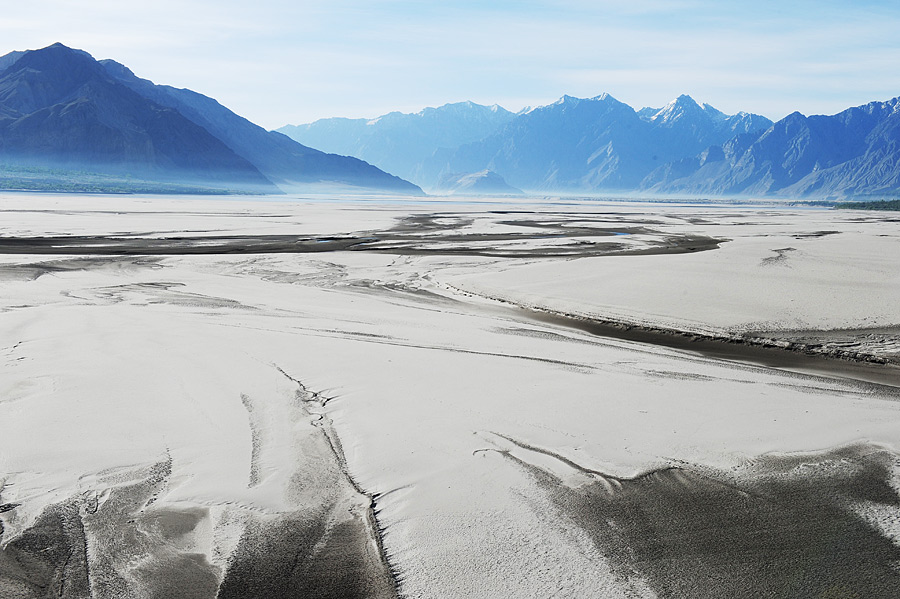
left=434, top=170, right=523, bottom=195
left=641, top=98, right=900, bottom=199
left=278, top=102, right=516, bottom=188
left=421, top=93, right=773, bottom=193
left=0, top=50, right=24, bottom=73
left=0, top=43, right=273, bottom=191
left=99, top=59, right=421, bottom=194
left=0, top=43, right=422, bottom=194
left=289, top=88, right=900, bottom=199
left=12, top=43, right=895, bottom=199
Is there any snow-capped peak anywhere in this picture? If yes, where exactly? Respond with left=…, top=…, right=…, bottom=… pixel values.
left=651, top=94, right=702, bottom=123
left=554, top=94, right=581, bottom=106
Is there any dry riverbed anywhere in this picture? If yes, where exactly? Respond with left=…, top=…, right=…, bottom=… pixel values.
left=1, top=194, right=899, bottom=598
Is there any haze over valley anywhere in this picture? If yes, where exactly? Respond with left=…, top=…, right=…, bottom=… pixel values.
left=5, top=42, right=900, bottom=202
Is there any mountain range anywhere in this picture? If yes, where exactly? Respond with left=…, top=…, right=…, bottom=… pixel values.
left=423, top=94, right=773, bottom=193
left=277, top=102, right=517, bottom=187
left=0, top=43, right=422, bottom=194
left=4, top=43, right=900, bottom=200
left=641, top=98, right=900, bottom=198
left=280, top=94, right=773, bottom=193
left=282, top=93, right=900, bottom=200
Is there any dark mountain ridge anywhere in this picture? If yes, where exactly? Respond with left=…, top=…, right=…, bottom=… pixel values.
left=0, top=43, right=272, bottom=190
left=0, top=43, right=422, bottom=194
left=99, top=59, right=420, bottom=193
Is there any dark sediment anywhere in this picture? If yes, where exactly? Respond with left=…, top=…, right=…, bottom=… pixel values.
left=0, top=256, right=164, bottom=281
left=0, top=501, right=91, bottom=599
left=0, top=231, right=721, bottom=258
left=216, top=367, right=399, bottom=599
left=0, top=208, right=722, bottom=259
left=0, top=235, right=368, bottom=256
left=503, top=439, right=900, bottom=599
left=521, top=308, right=900, bottom=390
left=0, top=402, right=397, bottom=599
left=217, top=507, right=394, bottom=599
left=0, top=457, right=220, bottom=599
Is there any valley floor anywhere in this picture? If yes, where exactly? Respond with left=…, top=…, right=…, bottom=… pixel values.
left=1, top=193, right=899, bottom=598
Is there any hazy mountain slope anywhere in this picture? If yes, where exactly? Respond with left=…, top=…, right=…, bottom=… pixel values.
left=645, top=95, right=774, bottom=152
left=0, top=43, right=273, bottom=190
left=434, top=169, right=523, bottom=195
left=0, top=50, right=24, bottom=73
left=277, top=102, right=516, bottom=187
left=423, top=94, right=773, bottom=192
left=642, top=97, right=900, bottom=198
left=101, top=59, right=422, bottom=194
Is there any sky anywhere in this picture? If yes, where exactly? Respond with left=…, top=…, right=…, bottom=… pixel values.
left=3, top=1, right=900, bottom=129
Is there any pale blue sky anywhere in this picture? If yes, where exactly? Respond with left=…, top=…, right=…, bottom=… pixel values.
left=4, top=1, right=900, bottom=128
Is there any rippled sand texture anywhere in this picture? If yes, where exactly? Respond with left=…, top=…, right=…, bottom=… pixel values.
left=1, top=194, right=899, bottom=598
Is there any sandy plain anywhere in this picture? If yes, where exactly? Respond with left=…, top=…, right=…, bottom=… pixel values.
left=0, top=193, right=899, bottom=598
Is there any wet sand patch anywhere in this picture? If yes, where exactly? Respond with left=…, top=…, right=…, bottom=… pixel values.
left=217, top=505, right=393, bottom=599
left=501, top=439, right=900, bottom=599
left=0, top=207, right=724, bottom=259
left=0, top=500, right=91, bottom=599
left=78, top=282, right=259, bottom=310
left=0, top=235, right=368, bottom=255
left=760, top=246, right=796, bottom=266
left=0, top=256, right=164, bottom=281
left=0, top=231, right=720, bottom=258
